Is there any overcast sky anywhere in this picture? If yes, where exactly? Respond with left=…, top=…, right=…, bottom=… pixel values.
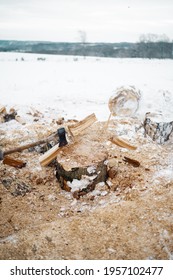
left=0, top=0, right=173, bottom=42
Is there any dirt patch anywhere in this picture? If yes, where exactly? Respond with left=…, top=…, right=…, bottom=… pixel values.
left=0, top=116, right=173, bottom=259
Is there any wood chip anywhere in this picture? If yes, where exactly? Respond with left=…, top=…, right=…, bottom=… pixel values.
left=0, top=104, right=6, bottom=115
left=123, top=156, right=140, bottom=167
left=110, top=136, right=137, bottom=150
left=3, top=156, right=26, bottom=168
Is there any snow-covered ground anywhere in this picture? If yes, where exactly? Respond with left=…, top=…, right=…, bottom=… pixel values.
left=0, top=52, right=173, bottom=121
left=1, top=52, right=173, bottom=260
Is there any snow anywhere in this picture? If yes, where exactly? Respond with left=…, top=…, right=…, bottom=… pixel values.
left=0, top=52, right=173, bottom=122
left=154, top=168, right=173, bottom=181
left=87, top=165, right=96, bottom=174
left=67, top=175, right=97, bottom=192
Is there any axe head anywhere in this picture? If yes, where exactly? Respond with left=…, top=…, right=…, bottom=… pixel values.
left=58, top=127, right=68, bottom=147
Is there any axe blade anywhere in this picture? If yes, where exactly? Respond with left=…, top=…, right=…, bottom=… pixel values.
left=58, top=127, right=68, bottom=147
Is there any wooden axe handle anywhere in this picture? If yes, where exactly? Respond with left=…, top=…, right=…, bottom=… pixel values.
left=1, top=132, right=58, bottom=158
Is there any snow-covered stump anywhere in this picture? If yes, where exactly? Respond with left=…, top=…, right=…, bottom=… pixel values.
left=144, top=112, right=173, bottom=144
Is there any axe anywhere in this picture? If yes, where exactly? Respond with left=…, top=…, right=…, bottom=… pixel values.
left=0, top=127, right=68, bottom=161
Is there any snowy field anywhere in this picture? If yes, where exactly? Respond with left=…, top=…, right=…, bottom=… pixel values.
left=1, top=52, right=173, bottom=260
left=0, top=52, right=173, bottom=121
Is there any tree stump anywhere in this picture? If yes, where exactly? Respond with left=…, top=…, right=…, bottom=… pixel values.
left=55, top=122, right=108, bottom=199
left=144, top=112, right=173, bottom=144
left=55, top=159, right=108, bottom=199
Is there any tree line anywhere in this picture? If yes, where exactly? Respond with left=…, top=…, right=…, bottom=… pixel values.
left=0, top=34, right=172, bottom=59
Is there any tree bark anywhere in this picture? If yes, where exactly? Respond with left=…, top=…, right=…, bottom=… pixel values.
left=144, top=112, right=173, bottom=144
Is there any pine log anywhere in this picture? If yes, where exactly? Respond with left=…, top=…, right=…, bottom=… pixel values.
left=144, top=112, right=173, bottom=144
left=55, top=159, right=108, bottom=199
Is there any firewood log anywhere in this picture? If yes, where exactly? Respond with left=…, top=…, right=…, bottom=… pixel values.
left=68, top=113, right=97, bottom=137
left=39, top=143, right=61, bottom=167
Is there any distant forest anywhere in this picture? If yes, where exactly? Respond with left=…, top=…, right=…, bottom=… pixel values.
left=0, top=39, right=173, bottom=59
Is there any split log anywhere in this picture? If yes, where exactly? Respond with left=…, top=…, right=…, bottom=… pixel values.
left=39, top=143, right=61, bottom=166
left=55, top=159, right=108, bottom=199
left=110, top=136, right=137, bottom=150
left=68, top=113, right=97, bottom=137
left=144, top=112, right=173, bottom=144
